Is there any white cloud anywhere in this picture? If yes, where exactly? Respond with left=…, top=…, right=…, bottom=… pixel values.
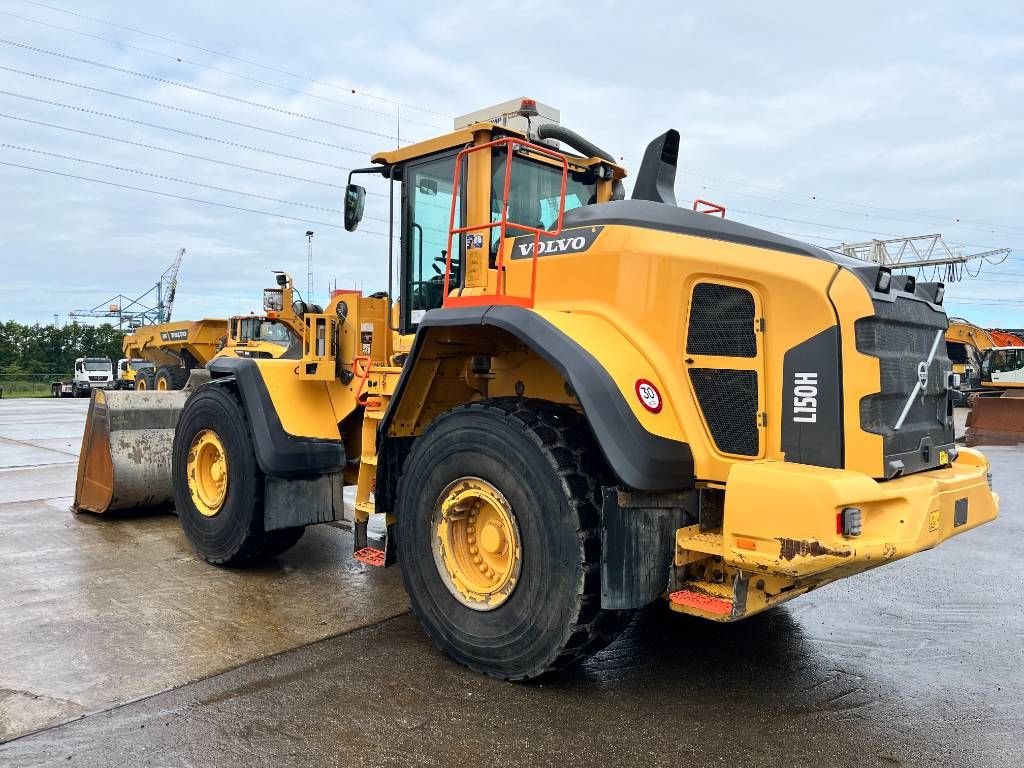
left=0, top=0, right=1021, bottom=328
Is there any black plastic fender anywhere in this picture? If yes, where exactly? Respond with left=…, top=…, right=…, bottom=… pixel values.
left=376, top=306, right=695, bottom=511
left=207, top=357, right=344, bottom=478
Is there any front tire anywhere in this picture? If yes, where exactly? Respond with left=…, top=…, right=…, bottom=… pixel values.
left=171, top=383, right=303, bottom=565
left=396, top=398, right=628, bottom=680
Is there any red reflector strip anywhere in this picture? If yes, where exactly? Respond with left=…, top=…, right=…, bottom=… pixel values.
left=353, top=547, right=386, bottom=567
left=668, top=589, right=733, bottom=616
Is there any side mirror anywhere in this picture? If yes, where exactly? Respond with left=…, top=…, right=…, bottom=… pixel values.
left=344, top=184, right=366, bottom=232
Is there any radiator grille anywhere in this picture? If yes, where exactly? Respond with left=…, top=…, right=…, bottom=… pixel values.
left=856, top=296, right=953, bottom=471
left=686, top=283, right=756, bottom=358
left=688, top=368, right=759, bottom=456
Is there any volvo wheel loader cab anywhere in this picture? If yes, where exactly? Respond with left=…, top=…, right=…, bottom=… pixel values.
left=85, top=100, right=998, bottom=680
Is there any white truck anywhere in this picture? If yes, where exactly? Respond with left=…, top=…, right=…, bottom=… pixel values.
left=51, top=357, right=115, bottom=398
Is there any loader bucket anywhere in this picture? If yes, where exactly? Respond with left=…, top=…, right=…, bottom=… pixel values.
left=965, top=395, right=1024, bottom=446
left=73, top=389, right=188, bottom=514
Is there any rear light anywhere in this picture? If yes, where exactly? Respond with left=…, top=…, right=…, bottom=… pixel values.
left=838, top=507, right=863, bottom=537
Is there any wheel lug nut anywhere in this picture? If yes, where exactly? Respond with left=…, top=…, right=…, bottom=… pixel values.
left=473, top=555, right=482, bottom=565
left=469, top=545, right=478, bottom=554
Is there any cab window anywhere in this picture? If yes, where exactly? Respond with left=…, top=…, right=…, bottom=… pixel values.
left=490, top=152, right=595, bottom=236
left=403, top=153, right=463, bottom=330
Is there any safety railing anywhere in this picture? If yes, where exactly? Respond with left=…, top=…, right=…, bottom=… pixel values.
left=443, top=137, right=568, bottom=309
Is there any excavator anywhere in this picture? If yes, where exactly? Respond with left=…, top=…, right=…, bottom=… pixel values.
left=74, top=100, right=999, bottom=680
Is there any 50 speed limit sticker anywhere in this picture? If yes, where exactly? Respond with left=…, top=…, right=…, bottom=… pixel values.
left=635, top=379, right=663, bottom=413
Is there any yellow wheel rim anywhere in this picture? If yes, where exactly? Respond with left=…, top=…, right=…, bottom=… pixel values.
left=186, top=429, right=229, bottom=517
left=156, top=377, right=168, bottom=391
left=136, top=378, right=147, bottom=391
left=432, top=477, right=522, bottom=611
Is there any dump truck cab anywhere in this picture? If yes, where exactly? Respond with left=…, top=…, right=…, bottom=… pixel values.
left=115, top=358, right=155, bottom=389
left=80, top=100, right=998, bottom=681
left=72, top=357, right=114, bottom=397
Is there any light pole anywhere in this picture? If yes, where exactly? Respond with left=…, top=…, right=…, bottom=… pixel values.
left=305, top=230, right=315, bottom=301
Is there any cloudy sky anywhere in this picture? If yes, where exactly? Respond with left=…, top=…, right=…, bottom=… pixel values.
left=0, top=0, right=1021, bottom=327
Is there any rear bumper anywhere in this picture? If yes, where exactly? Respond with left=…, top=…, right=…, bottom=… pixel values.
left=669, top=449, right=998, bottom=620
left=722, top=447, right=998, bottom=579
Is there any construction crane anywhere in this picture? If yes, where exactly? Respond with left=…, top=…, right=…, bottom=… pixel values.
left=830, top=235, right=1010, bottom=282
left=70, top=249, right=186, bottom=329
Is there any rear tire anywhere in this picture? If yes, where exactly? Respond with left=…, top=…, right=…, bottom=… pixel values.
left=171, top=384, right=304, bottom=565
left=135, top=370, right=156, bottom=391
left=396, top=397, right=628, bottom=680
left=155, top=366, right=189, bottom=391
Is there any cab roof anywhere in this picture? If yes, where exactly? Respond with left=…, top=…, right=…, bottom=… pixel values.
left=371, top=122, right=626, bottom=178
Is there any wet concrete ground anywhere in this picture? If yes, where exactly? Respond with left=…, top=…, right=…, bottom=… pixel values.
left=1, top=399, right=1021, bottom=767
left=0, top=399, right=408, bottom=743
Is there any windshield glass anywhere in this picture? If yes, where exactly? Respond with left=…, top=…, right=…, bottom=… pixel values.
left=984, top=350, right=1022, bottom=374
left=84, top=360, right=111, bottom=371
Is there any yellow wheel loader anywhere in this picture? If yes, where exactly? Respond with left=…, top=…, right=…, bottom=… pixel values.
left=76, top=102, right=998, bottom=680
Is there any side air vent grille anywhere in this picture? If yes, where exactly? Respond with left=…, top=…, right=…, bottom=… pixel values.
left=688, top=368, right=759, bottom=456
left=686, top=283, right=756, bottom=358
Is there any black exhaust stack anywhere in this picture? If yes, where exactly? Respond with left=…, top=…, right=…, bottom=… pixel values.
left=631, top=129, right=679, bottom=206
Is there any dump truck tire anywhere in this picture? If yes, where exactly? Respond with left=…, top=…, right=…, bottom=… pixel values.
left=135, top=370, right=156, bottom=391
left=171, top=384, right=304, bottom=565
left=395, top=397, right=628, bottom=680
left=155, top=366, right=189, bottom=391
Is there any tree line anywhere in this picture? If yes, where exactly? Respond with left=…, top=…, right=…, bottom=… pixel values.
left=0, top=322, right=127, bottom=376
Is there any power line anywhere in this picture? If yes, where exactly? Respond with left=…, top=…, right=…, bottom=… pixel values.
left=678, top=169, right=1024, bottom=235
left=0, top=89, right=352, bottom=171
left=683, top=179, right=1024, bottom=237
left=17, top=0, right=452, bottom=119
left=0, top=65, right=374, bottom=156
left=0, top=110, right=392, bottom=199
left=0, top=38, right=407, bottom=143
left=1, top=143, right=344, bottom=214
left=729, top=205, right=1019, bottom=253
left=0, top=111, right=347, bottom=190
left=0, top=8, right=448, bottom=131
left=0, top=158, right=396, bottom=237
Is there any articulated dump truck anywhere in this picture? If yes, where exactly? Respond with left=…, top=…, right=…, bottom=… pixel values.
left=76, top=104, right=999, bottom=680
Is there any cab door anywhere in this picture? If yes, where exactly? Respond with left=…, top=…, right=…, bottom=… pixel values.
left=682, top=280, right=766, bottom=459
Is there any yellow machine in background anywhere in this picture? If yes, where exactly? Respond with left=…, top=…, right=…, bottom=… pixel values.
left=123, top=272, right=306, bottom=390
left=77, top=101, right=998, bottom=680
left=945, top=318, right=995, bottom=387
left=114, top=358, right=154, bottom=390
